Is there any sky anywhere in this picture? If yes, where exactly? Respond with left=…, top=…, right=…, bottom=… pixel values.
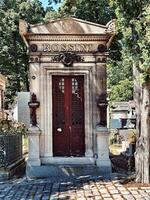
left=39, top=0, right=61, bottom=10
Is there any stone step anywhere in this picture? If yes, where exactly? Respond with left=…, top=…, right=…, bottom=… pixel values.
left=26, top=164, right=110, bottom=180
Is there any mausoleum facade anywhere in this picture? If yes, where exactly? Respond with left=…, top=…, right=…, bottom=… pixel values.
left=19, top=17, right=115, bottom=177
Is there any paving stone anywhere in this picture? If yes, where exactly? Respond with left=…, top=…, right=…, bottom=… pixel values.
left=94, top=196, right=102, bottom=200
left=99, top=188, right=108, bottom=193
left=123, top=195, right=135, bottom=200
left=120, top=190, right=130, bottom=195
left=127, top=187, right=138, bottom=190
left=112, top=194, right=123, bottom=198
left=139, top=190, right=149, bottom=196
left=133, top=194, right=143, bottom=197
left=1, top=176, right=150, bottom=200
left=108, top=189, right=119, bottom=194
left=134, top=198, right=145, bottom=200
left=130, top=190, right=139, bottom=195
left=101, top=193, right=111, bottom=198
left=107, top=186, right=116, bottom=190
left=117, top=187, right=128, bottom=191
left=145, top=190, right=150, bottom=193
left=144, top=197, right=150, bottom=200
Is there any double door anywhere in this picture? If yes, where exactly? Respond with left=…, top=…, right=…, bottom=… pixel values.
left=52, top=75, right=85, bottom=156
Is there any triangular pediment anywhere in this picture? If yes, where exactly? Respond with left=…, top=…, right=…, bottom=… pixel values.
left=28, top=17, right=113, bottom=35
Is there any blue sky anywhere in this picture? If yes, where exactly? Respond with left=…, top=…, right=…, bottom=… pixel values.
left=39, top=0, right=61, bottom=10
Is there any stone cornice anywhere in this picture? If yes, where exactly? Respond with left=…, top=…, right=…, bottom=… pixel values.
left=26, top=34, right=110, bottom=42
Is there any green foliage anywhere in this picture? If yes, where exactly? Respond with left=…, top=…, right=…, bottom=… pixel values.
left=107, top=60, right=132, bottom=86
left=59, top=0, right=115, bottom=24
left=45, top=0, right=115, bottom=24
left=110, top=79, right=133, bottom=101
left=0, top=0, right=45, bottom=107
left=109, top=0, right=150, bottom=82
left=0, top=119, right=26, bottom=135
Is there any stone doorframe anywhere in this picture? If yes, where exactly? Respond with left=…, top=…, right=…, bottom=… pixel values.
left=39, top=64, right=96, bottom=164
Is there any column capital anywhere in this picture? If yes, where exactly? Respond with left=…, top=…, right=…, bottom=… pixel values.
left=28, top=126, right=41, bottom=136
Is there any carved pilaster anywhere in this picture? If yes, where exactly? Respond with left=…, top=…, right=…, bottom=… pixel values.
left=95, top=62, right=107, bottom=127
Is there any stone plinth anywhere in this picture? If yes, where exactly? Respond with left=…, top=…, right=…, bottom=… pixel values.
left=96, top=126, right=112, bottom=173
left=27, top=126, right=41, bottom=166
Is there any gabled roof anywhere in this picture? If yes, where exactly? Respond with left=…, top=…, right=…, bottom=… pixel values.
left=19, top=17, right=115, bottom=35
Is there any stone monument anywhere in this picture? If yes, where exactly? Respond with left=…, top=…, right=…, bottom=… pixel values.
left=19, top=17, right=115, bottom=177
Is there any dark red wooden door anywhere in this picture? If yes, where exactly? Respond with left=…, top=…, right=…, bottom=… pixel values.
left=52, top=76, right=85, bottom=156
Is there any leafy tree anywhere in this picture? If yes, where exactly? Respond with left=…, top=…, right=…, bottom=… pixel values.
left=109, top=0, right=150, bottom=183
left=110, top=79, right=133, bottom=101
left=53, top=0, right=115, bottom=24
left=0, top=0, right=45, bottom=107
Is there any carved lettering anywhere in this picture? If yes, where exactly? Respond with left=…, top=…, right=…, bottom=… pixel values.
left=68, top=44, right=74, bottom=51
left=80, top=44, right=87, bottom=52
left=42, top=43, right=96, bottom=52
left=43, top=44, right=51, bottom=52
left=51, top=44, right=59, bottom=51
left=88, top=44, right=93, bottom=52
left=60, top=44, right=67, bottom=51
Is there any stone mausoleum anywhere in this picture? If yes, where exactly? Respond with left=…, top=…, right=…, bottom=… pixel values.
left=19, top=17, right=115, bottom=178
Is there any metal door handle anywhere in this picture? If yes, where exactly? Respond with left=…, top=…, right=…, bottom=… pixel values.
left=69, top=126, right=71, bottom=133
left=57, top=128, right=62, bottom=132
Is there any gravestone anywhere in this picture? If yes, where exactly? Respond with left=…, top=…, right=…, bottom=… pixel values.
left=18, top=92, right=30, bottom=128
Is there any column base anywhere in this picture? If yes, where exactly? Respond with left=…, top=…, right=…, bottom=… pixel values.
left=96, top=126, right=112, bottom=173
left=27, top=158, right=41, bottom=166
left=96, top=159, right=112, bottom=173
left=27, top=126, right=41, bottom=167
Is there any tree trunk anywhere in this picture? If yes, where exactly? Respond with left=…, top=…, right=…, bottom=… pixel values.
left=134, top=64, right=150, bottom=183
left=133, top=64, right=142, bottom=182
left=140, top=82, right=150, bottom=183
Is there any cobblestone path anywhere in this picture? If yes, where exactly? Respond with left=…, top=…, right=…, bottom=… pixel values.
left=0, top=177, right=150, bottom=200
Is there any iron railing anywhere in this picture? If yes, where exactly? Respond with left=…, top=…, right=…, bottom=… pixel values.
left=0, top=134, right=22, bottom=167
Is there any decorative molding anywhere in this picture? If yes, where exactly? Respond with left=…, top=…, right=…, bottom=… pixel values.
left=29, top=57, right=39, bottom=63
left=106, top=19, right=116, bottom=33
left=30, top=44, right=38, bottom=52
left=97, top=44, right=107, bottom=52
left=97, top=57, right=107, bottom=63
left=51, top=52, right=84, bottom=67
left=26, top=34, right=110, bottom=42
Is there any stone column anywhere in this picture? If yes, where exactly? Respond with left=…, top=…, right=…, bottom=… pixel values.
left=95, top=55, right=111, bottom=173
left=27, top=126, right=41, bottom=166
left=96, top=126, right=111, bottom=173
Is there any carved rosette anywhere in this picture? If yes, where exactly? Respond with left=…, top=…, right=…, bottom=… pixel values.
left=30, top=44, right=38, bottom=52
left=51, top=52, right=84, bottom=67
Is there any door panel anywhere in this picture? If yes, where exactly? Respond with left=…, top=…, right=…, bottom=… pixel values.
left=52, top=77, right=69, bottom=156
left=52, top=75, right=85, bottom=156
